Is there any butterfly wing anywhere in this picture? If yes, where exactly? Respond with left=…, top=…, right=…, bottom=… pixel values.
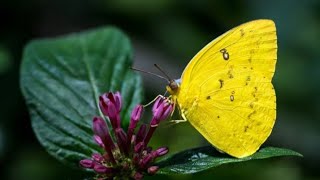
left=176, top=19, right=277, bottom=158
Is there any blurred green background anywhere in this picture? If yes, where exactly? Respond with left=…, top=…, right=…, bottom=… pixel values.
left=1, top=0, right=319, bottom=179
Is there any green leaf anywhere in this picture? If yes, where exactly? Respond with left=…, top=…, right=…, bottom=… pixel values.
left=157, top=146, right=302, bottom=174
left=20, top=27, right=143, bottom=167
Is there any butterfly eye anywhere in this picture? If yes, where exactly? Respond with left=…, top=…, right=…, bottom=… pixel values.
left=169, top=80, right=179, bottom=91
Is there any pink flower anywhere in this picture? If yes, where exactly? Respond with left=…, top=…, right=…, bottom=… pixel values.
left=80, top=92, right=174, bottom=180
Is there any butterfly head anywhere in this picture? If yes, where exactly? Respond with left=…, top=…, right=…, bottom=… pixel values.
left=166, top=79, right=181, bottom=95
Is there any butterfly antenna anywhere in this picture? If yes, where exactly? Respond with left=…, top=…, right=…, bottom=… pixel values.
left=130, top=66, right=170, bottom=83
left=154, top=64, right=172, bottom=81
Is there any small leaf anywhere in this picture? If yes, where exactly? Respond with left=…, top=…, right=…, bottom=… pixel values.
left=157, top=146, right=302, bottom=174
left=20, top=27, right=143, bottom=167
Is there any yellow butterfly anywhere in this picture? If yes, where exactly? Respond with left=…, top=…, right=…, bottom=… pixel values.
left=166, top=19, right=277, bottom=158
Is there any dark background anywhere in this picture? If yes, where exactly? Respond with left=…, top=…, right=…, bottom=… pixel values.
left=1, top=0, right=319, bottom=179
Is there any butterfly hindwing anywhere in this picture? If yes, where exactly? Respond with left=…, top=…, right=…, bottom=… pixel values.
left=176, top=20, right=277, bottom=158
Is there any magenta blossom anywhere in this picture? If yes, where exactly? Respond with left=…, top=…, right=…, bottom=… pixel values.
left=80, top=92, right=174, bottom=179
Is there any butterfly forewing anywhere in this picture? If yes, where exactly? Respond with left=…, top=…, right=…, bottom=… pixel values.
left=176, top=20, right=277, bottom=158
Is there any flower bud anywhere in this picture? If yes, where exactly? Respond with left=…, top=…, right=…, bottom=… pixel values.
left=93, top=135, right=105, bottom=148
left=144, top=99, right=174, bottom=146
left=110, top=91, right=122, bottom=112
left=136, top=124, right=147, bottom=143
left=127, top=105, right=144, bottom=144
left=151, top=97, right=174, bottom=125
left=99, top=92, right=122, bottom=129
left=140, top=154, right=153, bottom=169
left=159, top=103, right=174, bottom=120
left=92, top=117, right=116, bottom=164
left=134, top=142, right=144, bottom=153
left=100, top=92, right=122, bottom=112
left=92, top=117, right=114, bottom=149
left=91, top=153, right=103, bottom=162
left=155, top=147, right=169, bottom=156
left=115, top=128, right=128, bottom=155
left=152, top=97, right=163, bottom=114
left=130, top=105, right=143, bottom=127
left=107, top=100, right=118, bottom=118
left=94, top=164, right=114, bottom=174
left=147, top=166, right=159, bottom=175
left=133, top=172, right=143, bottom=180
left=79, top=159, right=95, bottom=168
left=99, top=93, right=109, bottom=116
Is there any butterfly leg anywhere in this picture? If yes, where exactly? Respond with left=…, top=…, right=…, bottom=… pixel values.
left=143, top=95, right=165, bottom=107
left=170, top=113, right=187, bottom=124
left=170, top=119, right=187, bottom=124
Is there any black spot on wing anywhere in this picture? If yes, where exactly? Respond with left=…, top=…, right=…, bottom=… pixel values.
left=219, top=79, right=224, bottom=88
left=245, top=76, right=251, bottom=86
left=248, top=110, right=256, bottom=119
left=230, top=95, right=234, bottom=102
left=227, top=65, right=234, bottom=79
left=249, top=102, right=254, bottom=108
left=220, top=48, right=229, bottom=60
left=240, top=29, right=245, bottom=37
left=244, top=125, right=249, bottom=132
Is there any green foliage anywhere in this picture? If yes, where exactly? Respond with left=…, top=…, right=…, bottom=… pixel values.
left=157, top=146, right=302, bottom=174
left=20, top=27, right=143, bottom=167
